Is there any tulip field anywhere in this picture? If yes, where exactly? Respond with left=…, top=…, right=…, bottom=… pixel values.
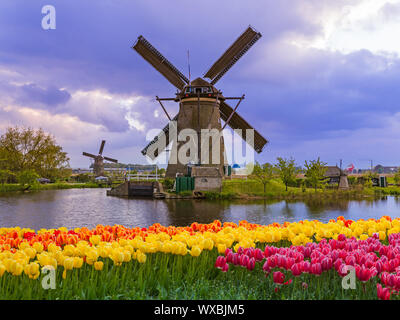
left=2, top=216, right=400, bottom=299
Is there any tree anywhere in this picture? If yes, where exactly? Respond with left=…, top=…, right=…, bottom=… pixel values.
left=0, top=169, right=14, bottom=184
left=304, top=158, right=327, bottom=191
left=363, top=170, right=378, bottom=187
left=0, top=126, right=70, bottom=180
left=394, top=169, right=400, bottom=186
left=251, top=162, right=276, bottom=193
left=275, top=157, right=298, bottom=191
left=17, top=169, right=39, bottom=189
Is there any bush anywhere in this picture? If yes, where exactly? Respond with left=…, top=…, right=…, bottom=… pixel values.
left=179, top=190, right=193, bottom=197
left=347, top=176, right=357, bottom=185
left=162, top=178, right=175, bottom=190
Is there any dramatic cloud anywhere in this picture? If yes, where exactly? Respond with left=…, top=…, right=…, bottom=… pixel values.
left=0, top=0, right=399, bottom=169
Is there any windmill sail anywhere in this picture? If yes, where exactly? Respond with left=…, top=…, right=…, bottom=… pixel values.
left=82, top=152, right=97, bottom=159
left=133, top=36, right=189, bottom=90
left=98, top=140, right=106, bottom=155
left=103, top=156, right=118, bottom=163
left=141, top=114, right=178, bottom=159
left=219, top=101, right=267, bottom=153
left=204, top=26, right=262, bottom=85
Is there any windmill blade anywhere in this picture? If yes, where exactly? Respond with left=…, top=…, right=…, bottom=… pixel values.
left=141, top=114, right=178, bottom=159
left=133, top=36, right=189, bottom=90
left=204, top=26, right=262, bottom=85
left=98, top=140, right=106, bottom=155
left=83, top=152, right=97, bottom=159
left=219, top=101, right=268, bottom=153
left=103, top=156, right=118, bottom=163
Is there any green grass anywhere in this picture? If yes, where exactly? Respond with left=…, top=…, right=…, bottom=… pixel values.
left=0, top=182, right=105, bottom=194
left=201, top=179, right=385, bottom=200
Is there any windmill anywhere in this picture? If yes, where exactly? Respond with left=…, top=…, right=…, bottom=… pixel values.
left=133, top=26, right=268, bottom=178
left=82, top=140, right=118, bottom=177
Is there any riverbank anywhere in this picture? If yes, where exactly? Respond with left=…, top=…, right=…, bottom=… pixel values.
left=0, top=182, right=107, bottom=194
left=201, top=179, right=400, bottom=200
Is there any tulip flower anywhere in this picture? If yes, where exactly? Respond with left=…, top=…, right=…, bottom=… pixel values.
left=310, top=263, right=322, bottom=276
left=215, top=256, right=226, bottom=269
left=247, top=257, right=255, bottom=271
left=290, top=263, right=302, bottom=277
left=273, top=271, right=285, bottom=284
left=94, top=261, right=104, bottom=271
left=377, top=283, right=391, bottom=300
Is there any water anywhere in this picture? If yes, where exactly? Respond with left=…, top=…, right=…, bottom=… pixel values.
left=0, top=189, right=399, bottom=230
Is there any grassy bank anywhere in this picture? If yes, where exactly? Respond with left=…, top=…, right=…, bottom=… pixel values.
left=0, top=182, right=106, bottom=194
left=204, top=179, right=391, bottom=200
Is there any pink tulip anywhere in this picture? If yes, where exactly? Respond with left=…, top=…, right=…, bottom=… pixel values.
left=273, top=271, right=285, bottom=284
left=291, top=263, right=302, bottom=276
left=247, top=257, right=256, bottom=271
left=377, top=283, right=391, bottom=300
left=310, top=263, right=322, bottom=276
left=215, top=256, right=226, bottom=269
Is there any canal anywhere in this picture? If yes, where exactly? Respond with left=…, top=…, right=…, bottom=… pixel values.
left=0, top=188, right=399, bottom=230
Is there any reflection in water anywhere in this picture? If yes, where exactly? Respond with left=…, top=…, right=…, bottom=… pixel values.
left=0, top=189, right=400, bottom=230
left=164, top=200, right=229, bottom=226
left=303, top=198, right=350, bottom=215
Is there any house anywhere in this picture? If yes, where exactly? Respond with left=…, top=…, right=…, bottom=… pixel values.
left=190, top=167, right=222, bottom=192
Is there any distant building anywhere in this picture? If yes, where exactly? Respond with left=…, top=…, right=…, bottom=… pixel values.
left=373, top=165, right=398, bottom=174
left=72, top=168, right=93, bottom=174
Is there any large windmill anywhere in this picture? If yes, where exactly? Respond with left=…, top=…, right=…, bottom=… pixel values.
left=133, top=26, right=268, bottom=178
left=82, top=140, right=118, bottom=177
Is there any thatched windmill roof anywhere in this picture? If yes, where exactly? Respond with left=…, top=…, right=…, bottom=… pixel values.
left=324, top=166, right=347, bottom=177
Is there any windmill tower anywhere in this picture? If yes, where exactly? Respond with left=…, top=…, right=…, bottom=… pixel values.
left=82, top=140, right=118, bottom=177
left=133, top=26, right=268, bottom=178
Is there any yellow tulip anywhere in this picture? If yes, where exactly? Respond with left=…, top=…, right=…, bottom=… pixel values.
left=73, top=257, right=83, bottom=268
left=63, top=257, right=74, bottom=270
left=0, top=264, right=5, bottom=277
left=32, top=242, right=44, bottom=253
left=136, top=251, right=147, bottom=264
left=94, top=261, right=104, bottom=271
left=190, top=246, right=202, bottom=257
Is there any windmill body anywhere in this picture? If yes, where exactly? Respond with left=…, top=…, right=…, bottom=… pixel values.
left=133, top=26, right=268, bottom=178
left=83, top=140, right=118, bottom=177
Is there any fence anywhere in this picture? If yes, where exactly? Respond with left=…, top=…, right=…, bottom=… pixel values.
left=126, top=174, right=159, bottom=181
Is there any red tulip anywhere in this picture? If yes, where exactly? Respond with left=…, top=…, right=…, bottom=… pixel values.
left=377, top=283, right=391, bottom=300
left=285, top=257, right=295, bottom=270
left=310, top=263, right=322, bottom=276
left=356, top=265, right=373, bottom=282
left=345, top=255, right=356, bottom=266
left=215, top=256, right=226, bottom=269
left=222, top=263, right=229, bottom=272
left=225, top=248, right=233, bottom=256
left=321, top=257, right=333, bottom=271
left=263, top=261, right=270, bottom=274
left=240, top=254, right=249, bottom=268
left=291, top=263, right=302, bottom=276
left=247, top=257, right=256, bottom=271
left=226, top=251, right=234, bottom=263
left=273, top=271, right=285, bottom=284
left=301, top=261, right=311, bottom=273
left=232, top=253, right=240, bottom=265
left=255, top=248, right=264, bottom=261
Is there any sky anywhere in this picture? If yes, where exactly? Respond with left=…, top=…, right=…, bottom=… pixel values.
left=1, top=0, right=400, bottom=169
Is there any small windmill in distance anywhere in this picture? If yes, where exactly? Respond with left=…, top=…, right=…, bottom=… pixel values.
left=82, top=140, right=118, bottom=177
